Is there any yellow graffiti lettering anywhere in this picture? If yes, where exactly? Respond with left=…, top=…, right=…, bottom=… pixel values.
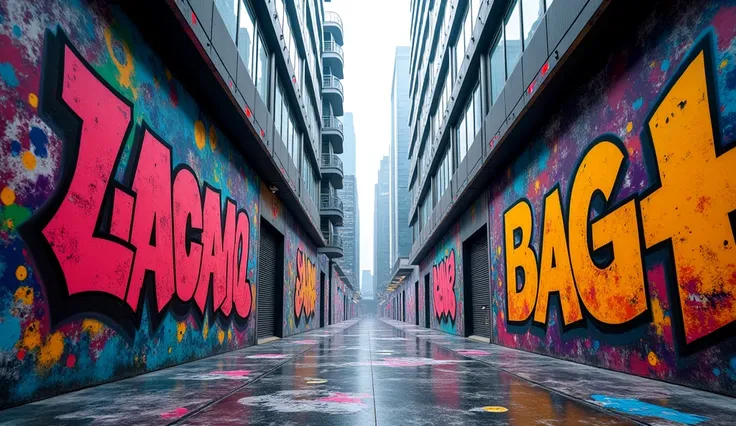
left=534, top=188, right=582, bottom=326
left=640, top=49, right=736, bottom=345
left=504, top=200, right=538, bottom=322
left=569, top=140, right=647, bottom=325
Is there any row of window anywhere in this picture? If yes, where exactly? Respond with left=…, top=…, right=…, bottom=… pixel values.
left=411, top=0, right=555, bottom=239
left=302, top=149, right=319, bottom=205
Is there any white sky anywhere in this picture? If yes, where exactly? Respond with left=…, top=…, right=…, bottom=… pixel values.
left=326, top=0, right=411, bottom=278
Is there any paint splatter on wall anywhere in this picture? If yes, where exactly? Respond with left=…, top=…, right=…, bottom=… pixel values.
left=0, top=0, right=264, bottom=408
left=489, top=0, right=736, bottom=396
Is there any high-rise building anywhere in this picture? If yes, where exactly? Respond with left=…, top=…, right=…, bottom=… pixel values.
left=341, top=112, right=356, bottom=175
left=373, top=156, right=391, bottom=298
left=337, top=175, right=359, bottom=288
left=361, top=270, right=373, bottom=299
left=389, top=47, right=412, bottom=266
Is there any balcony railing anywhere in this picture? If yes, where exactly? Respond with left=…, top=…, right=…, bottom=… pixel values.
left=322, top=230, right=344, bottom=249
left=321, top=153, right=344, bottom=170
left=323, top=40, right=344, bottom=59
left=322, top=115, right=343, bottom=133
left=324, top=12, right=344, bottom=30
left=320, top=193, right=344, bottom=213
left=322, top=74, right=344, bottom=94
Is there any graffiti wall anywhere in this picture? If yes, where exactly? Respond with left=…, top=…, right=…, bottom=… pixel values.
left=259, top=184, right=324, bottom=337
left=419, top=224, right=465, bottom=336
left=0, top=0, right=264, bottom=408
left=332, top=268, right=346, bottom=323
left=489, top=0, right=736, bottom=396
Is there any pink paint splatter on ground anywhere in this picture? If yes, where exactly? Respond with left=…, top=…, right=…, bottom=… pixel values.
left=319, top=392, right=371, bottom=404
left=160, top=407, right=189, bottom=419
left=457, top=349, right=491, bottom=356
left=209, top=370, right=251, bottom=377
left=246, top=354, right=289, bottom=359
left=291, top=340, right=318, bottom=345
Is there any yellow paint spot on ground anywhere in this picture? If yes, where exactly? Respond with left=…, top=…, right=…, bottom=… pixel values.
left=227, top=329, right=232, bottom=341
left=306, top=378, right=328, bottom=384
left=481, top=406, right=508, bottom=413
left=21, top=320, right=41, bottom=350
left=14, top=286, right=33, bottom=305
left=1, top=187, right=15, bottom=205
left=22, top=151, right=36, bottom=170
left=4, top=218, right=14, bottom=229
left=534, top=180, right=540, bottom=193
left=104, top=27, right=138, bottom=99
left=720, top=59, right=728, bottom=70
left=202, top=321, right=209, bottom=339
left=648, top=351, right=658, bottom=367
left=38, top=332, right=64, bottom=368
left=626, top=122, right=633, bottom=133
left=82, top=319, right=104, bottom=336
left=217, top=329, right=225, bottom=344
left=15, top=265, right=28, bottom=281
left=194, top=120, right=206, bottom=149
left=177, top=322, right=187, bottom=343
left=28, top=93, right=38, bottom=108
left=168, top=347, right=172, bottom=353
left=209, top=125, right=217, bottom=151
left=496, top=246, right=502, bottom=256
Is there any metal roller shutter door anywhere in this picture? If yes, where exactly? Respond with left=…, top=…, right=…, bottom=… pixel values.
left=470, top=236, right=491, bottom=338
left=257, top=224, right=277, bottom=339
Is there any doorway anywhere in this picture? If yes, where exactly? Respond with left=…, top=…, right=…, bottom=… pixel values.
left=319, top=271, right=326, bottom=328
left=424, top=273, right=430, bottom=328
left=414, top=281, right=419, bottom=325
left=463, top=226, right=491, bottom=339
left=257, top=220, right=284, bottom=342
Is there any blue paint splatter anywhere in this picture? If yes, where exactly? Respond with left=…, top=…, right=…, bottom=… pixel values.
left=632, top=97, right=644, bottom=110
left=590, top=395, right=708, bottom=425
left=536, top=143, right=550, bottom=171
left=0, top=311, right=21, bottom=351
left=12, top=24, right=22, bottom=38
left=592, top=340, right=600, bottom=351
left=713, top=368, right=721, bottom=377
left=11, top=140, right=21, bottom=157
left=660, top=59, right=670, bottom=72
left=29, top=127, right=48, bottom=158
left=0, top=63, right=20, bottom=88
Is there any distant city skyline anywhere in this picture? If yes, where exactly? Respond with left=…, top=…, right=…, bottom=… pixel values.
left=389, top=47, right=411, bottom=265
left=325, top=0, right=411, bottom=277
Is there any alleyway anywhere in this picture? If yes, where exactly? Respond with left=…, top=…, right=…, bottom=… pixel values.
left=1, top=318, right=734, bottom=425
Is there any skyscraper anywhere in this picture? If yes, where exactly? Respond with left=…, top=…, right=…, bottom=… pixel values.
left=389, top=47, right=412, bottom=266
left=341, top=112, right=356, bottom=175
left=337, top=175, right=359, bottom=288
left=361, top=270, right=373, bottom=299
left=373, top=156, right=391, bottom=298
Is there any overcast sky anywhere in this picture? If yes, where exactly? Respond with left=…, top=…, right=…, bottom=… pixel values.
left=326, top=0, right=411, bottom=279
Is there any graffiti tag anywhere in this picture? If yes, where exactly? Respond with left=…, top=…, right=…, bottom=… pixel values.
left=433, top=250, right=456, bottom=322
left=295, top=249, right=317, bottom=324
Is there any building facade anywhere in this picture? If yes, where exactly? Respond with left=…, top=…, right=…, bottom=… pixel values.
left=389, top=47, right=413, bottom=266
left=337, top=175, right=359, bottom=288
left=388, top=0, right=736, bottom=398
left=341, top=112, right=357, bottom=175
left=373, top=156, right=391, bottom=297
left=0, top=0, right=359, bottom=409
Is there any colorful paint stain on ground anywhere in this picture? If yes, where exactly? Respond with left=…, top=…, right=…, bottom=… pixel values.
left=590, top=395, right=708, bottom=425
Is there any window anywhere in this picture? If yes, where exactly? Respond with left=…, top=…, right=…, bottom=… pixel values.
left=470, top=0, right=480, bottom=25
left=489, top=30, right=505, bottom=104
left=215, top=0, right=237, bottom=41
left=302, top=148, right=318, bottom=204
left=455, top=82, right=481, bottom=164
left=505, top=0, right=522, bottom=76
left=275, top=83, right=283, bottom=139
left=522, top=0, right=544, bottom=47
left=546, top=0, right=554, bottom=10
left=237, top=0, right=255, bottom=76
left=256, top=33, right=269, bottom=104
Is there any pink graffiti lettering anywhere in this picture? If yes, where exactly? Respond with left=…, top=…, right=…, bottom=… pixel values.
left=432, top=250, right=456, bottom=322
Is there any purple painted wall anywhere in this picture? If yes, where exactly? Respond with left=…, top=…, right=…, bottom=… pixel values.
left=489, top=0, right=736, bottom=396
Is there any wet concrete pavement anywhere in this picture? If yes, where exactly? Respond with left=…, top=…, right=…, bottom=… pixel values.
left=2, top=317, right=735, bottom=425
